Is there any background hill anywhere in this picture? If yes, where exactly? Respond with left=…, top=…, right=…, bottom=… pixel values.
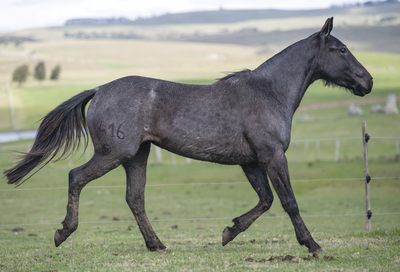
left=2, top=2, right=400, bottom=53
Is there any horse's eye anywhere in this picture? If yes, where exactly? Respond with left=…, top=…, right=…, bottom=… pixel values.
left=340, top=48, right=347, bottom=54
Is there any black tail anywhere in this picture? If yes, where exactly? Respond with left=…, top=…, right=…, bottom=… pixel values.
left=3, top=89, right=96, bottom=186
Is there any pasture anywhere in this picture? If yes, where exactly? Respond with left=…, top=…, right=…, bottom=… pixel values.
left=1, top=34, right=400, bottom=270
left=0, top=148, right=399, bottom=271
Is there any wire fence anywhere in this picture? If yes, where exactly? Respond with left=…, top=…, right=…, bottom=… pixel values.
left=2, top=212, right=400, bottom=227
left=1, top=176, right=399, bottom=227
left=1, top=136, right=399, bottom=166
left=1, top=136, right=399, bottom=228
left=0, top=176, right=399, bottom=192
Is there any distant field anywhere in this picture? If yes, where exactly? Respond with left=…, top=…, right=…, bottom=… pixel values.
left=0, top=38, right=399, bottom=132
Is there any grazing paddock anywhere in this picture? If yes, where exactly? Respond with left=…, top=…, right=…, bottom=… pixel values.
left=1, top=151, right=399, bottom=270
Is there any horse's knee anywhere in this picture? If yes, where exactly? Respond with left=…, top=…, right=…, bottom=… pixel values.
left=260, top=197, right=273, bottom=212
left=260, top=189, right=274, bottom=211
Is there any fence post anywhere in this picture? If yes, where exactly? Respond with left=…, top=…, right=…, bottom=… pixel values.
left=362, top=121, right=372, bottom=232
left=170, top=153, right=176, bottom=165
left=6, top=84, right=17, bottom=131
left=334, top=139, right=340, bottom=162
left=304, top=140, right=309, bottom=162
left=154, top=145, right=162, bottom=163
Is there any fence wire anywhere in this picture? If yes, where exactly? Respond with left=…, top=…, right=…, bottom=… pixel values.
left=0, top=177, right=399, bottom=192
left=1, top=212, right=399, bottom=227
left=1, top=136, right=399, bottom=228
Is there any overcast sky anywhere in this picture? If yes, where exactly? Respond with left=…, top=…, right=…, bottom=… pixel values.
left=0, top=0, right=368, bottom=32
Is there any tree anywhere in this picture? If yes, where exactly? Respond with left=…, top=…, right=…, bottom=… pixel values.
left=50, top=65, right=61, bottom=80
left=34, top=61, right=46, bottom=81
left=12, top=65, right=29, bottom=87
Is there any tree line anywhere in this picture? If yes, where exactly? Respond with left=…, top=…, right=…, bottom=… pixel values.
left=12, top=62, right=61, bottom=87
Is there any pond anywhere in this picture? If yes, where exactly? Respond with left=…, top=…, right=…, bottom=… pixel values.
left=0, top=130, right=36, bottom=143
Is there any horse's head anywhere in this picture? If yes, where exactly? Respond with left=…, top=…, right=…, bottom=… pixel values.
left=316, top=17, right=373, bottom=97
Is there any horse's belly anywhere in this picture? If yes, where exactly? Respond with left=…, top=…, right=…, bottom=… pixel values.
left=158, top=137, right=256, bottom=165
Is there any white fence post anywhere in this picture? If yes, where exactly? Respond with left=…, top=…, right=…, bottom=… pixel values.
left=170, top=153, right=176, bottom=165
left=315, top=140, right=320, bottom=160
left=154, top=146, right=162, bottom=163
left=334, top=140, right=340, bottom=162
left=304, top=140, right=309, bottom=162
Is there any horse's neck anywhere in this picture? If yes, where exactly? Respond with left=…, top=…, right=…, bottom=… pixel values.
left=254, top=37, right=319, bottom=114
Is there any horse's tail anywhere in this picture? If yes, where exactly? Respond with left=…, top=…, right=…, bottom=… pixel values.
left=3, top=89, right=97, bottom=186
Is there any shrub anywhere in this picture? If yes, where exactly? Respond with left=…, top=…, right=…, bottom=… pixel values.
left=50, top=65, right=61, bottom=80
left=12, top=65, right=29, bottom=87
left=34, top=61, right=46, bottom=81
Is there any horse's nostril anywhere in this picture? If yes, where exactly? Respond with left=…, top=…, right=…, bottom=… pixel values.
left=356, top=72, right=364, bottom=78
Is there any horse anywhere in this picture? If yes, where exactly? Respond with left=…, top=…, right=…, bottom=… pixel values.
left=4, top=17, right=372, bottom=254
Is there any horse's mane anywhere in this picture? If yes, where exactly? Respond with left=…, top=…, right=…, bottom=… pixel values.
left=218, top=69, right=252, bottom=81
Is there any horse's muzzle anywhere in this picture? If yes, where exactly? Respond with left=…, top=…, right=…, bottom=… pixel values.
left=354, top=76, right=373, bottom=97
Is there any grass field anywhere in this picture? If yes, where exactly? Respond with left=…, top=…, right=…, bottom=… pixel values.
left=0, top=30, right=400, bottom=270
left=0, top=149, right=399, bottom=271
left=1, top=40, right=400, bottom=132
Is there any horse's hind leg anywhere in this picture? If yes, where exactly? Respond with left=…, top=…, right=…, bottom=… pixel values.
left=123, top=142, right=168, bottom=252
left=54, top=154, right=121, bottom=247
left=222, top=163, right=274, bottom=246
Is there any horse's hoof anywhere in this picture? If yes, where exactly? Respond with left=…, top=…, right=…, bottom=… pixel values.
left=156, top=247, right=172, bottom=253
left=222, top=226, right=231, bottom=246
left=54, top=229, right=64, bottom=247
left=312, top=248, right=326, bottom=255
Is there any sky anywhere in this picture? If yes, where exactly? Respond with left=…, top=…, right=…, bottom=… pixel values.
left=0, top=0, right=367, bottom=32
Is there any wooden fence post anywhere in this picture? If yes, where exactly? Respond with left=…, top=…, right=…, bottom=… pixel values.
left=362, top=121, right=372, bottom=232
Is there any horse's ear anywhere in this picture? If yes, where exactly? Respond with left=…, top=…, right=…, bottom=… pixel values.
left=320, top=17, right=333, bottom=37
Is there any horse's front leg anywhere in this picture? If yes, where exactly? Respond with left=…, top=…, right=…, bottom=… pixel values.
left=263, top=151, right=324, bottom=254
left=222, top=163, right=274, bottom=246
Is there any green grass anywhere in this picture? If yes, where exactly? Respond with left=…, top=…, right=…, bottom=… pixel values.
left=1, top=155, right=399, bottom=271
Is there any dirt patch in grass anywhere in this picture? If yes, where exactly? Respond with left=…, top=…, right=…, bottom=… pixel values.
left=243, top=253, right=334, bottom=264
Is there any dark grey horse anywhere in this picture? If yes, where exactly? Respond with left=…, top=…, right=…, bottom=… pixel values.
left=4, top=18, right=372, bottom=254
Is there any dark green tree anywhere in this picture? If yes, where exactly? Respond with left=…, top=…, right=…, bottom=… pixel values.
left=34, top=61, right=46, bottom=81
left=12, top=65, right=29, bottom=87
left=50, top=65, right=61, bottom=80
